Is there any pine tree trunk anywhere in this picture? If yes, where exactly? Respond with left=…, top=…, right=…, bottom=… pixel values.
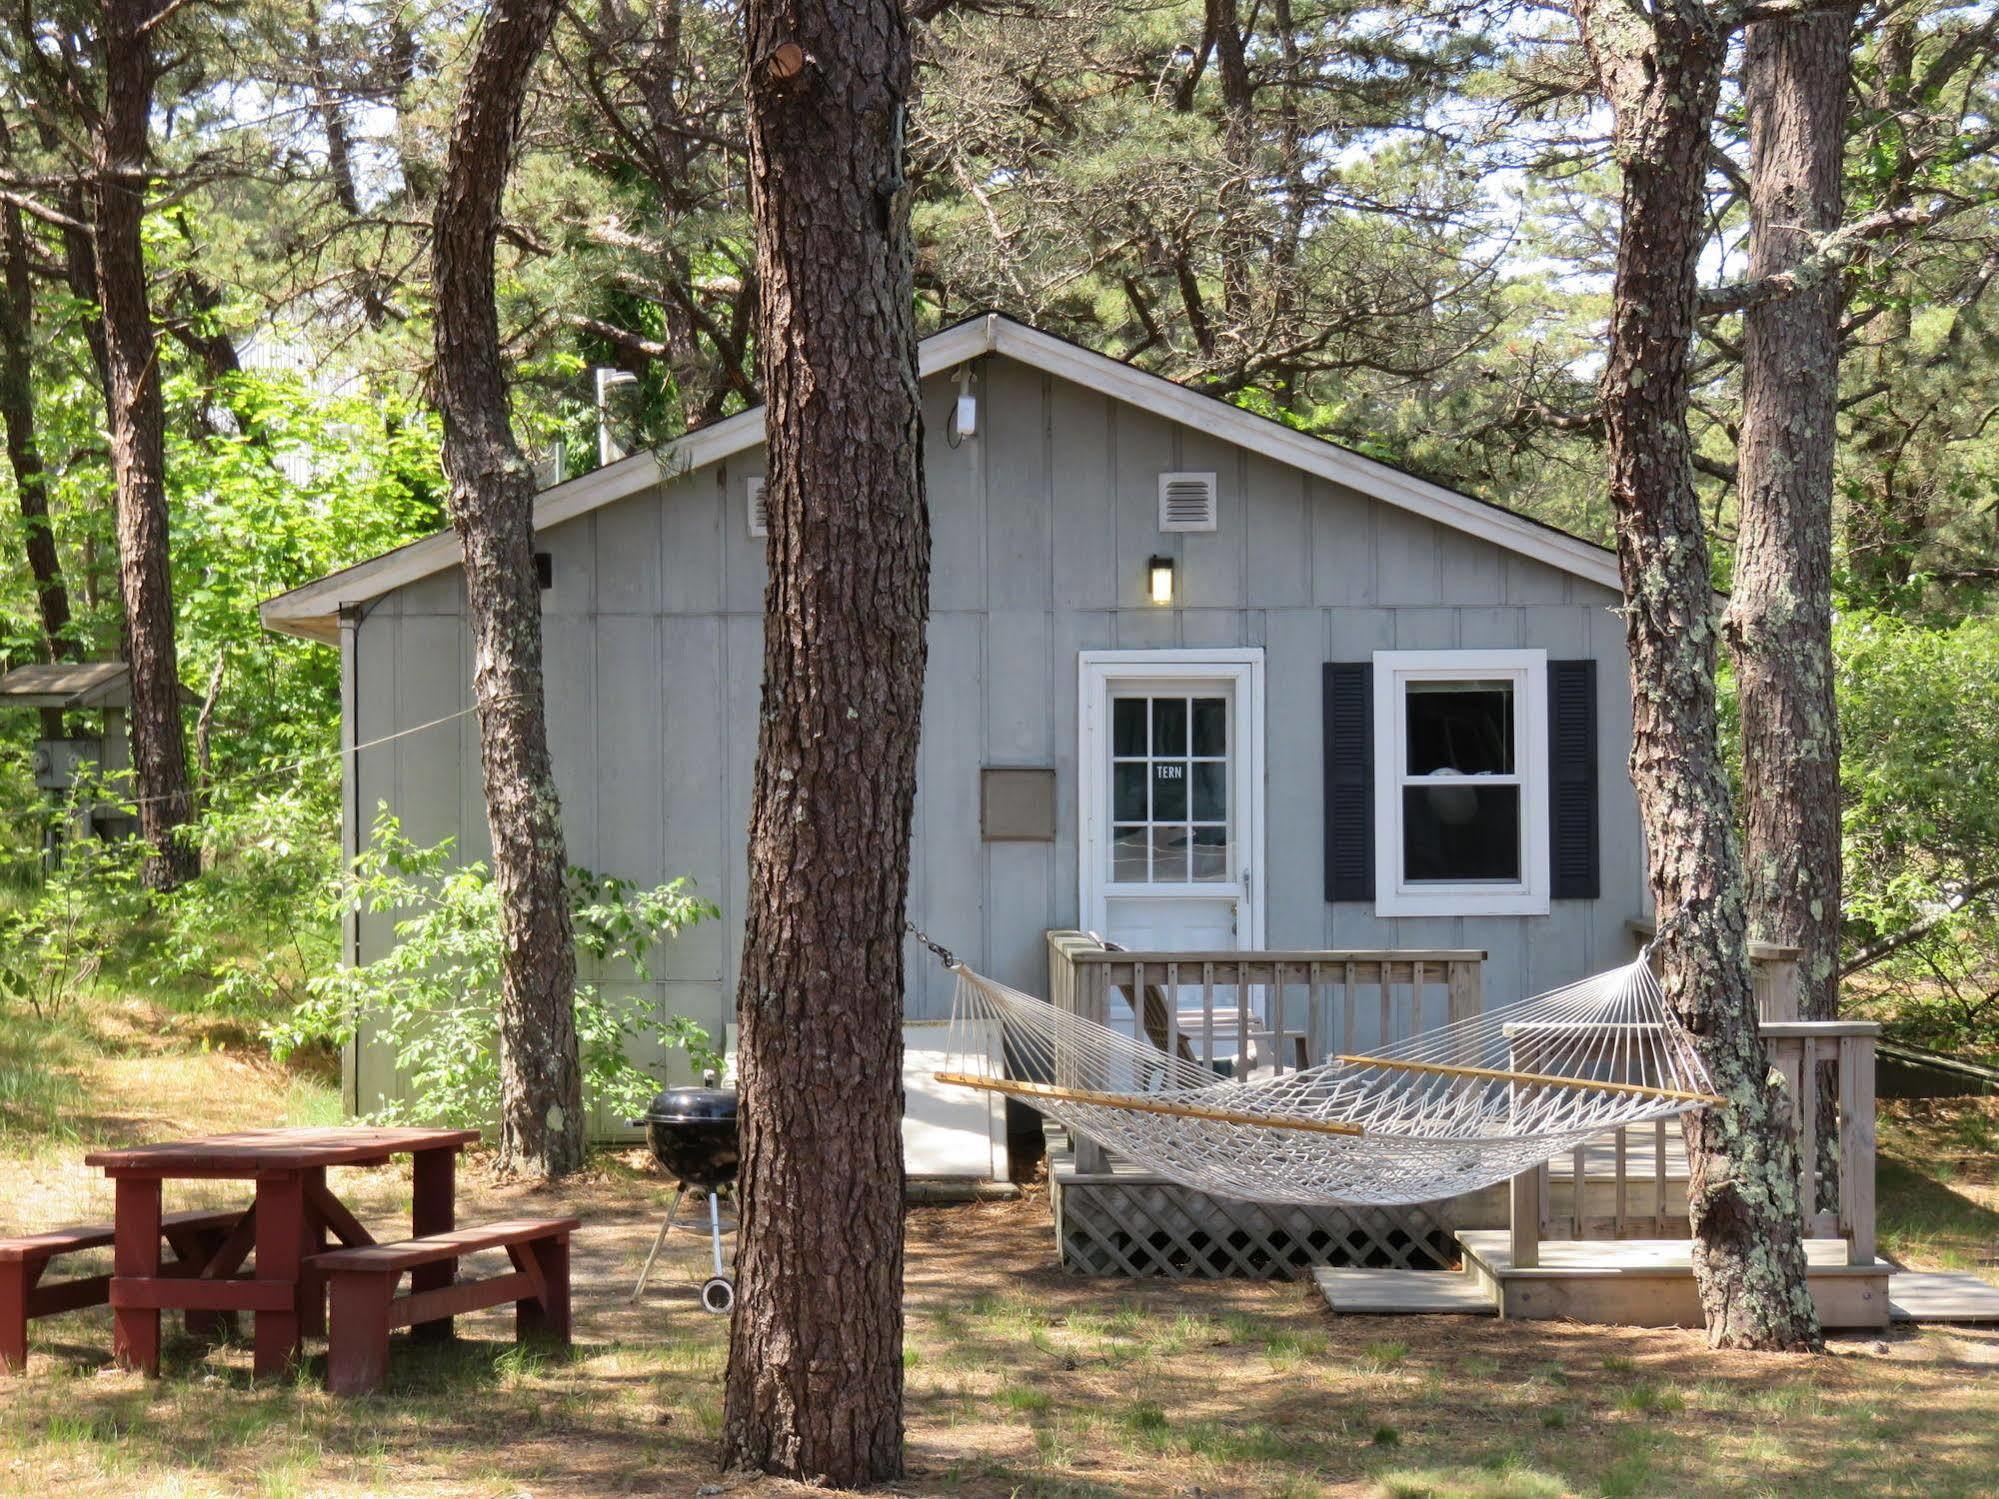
left=719, top=0, right=926, bottom=1482
left=0, top=201, right=76, bottom=671
left=1728, top=5, right=1855, bottom=1025
left=433, top=0, right=583, bottom=1180
left=94, top=0, right=196, bottom=891
left=1573, top=0, right=1821, bottom=1352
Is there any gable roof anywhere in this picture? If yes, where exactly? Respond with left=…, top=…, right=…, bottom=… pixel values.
left=261, top=313, right=1623, bottom=644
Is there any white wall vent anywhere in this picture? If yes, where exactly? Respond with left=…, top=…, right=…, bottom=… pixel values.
left=1158, top=472, right=1218, bottom=532
left=746, top=477, right=768, bottom=538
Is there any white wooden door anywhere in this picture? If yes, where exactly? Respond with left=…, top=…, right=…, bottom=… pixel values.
left=1079, top=650, right=1264, bottom=955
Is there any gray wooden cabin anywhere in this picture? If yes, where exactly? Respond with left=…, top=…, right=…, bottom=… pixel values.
left=263, top=314, right=1659, bottom=1260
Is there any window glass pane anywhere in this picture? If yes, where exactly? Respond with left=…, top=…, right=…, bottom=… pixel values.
left=1152, top=761, right=1188, bottom=820
left=1151, top=825, right=1189, bottom=883
left=1402, top=783, right=1520, bottom=883
left=1192, top=761, right=1226, bottom=821
left=1113, top=698, right=1147, bottom=757
left=1192, top=697, right=1227, bottom=756
left=1113, top=763, right=1147, bottom=823
left=1191, top=826, right=1229, bottom=882
left=1152, top=697, right=1188, bottom=756
left=1406, top=680, right=1515, bottom=776
left=1112, top=825, right=1149, bottom=882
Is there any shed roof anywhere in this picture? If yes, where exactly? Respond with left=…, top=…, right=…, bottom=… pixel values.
left=0, top=662, right=142, bottom=710
left=261, top=313, right=1625, bottom=645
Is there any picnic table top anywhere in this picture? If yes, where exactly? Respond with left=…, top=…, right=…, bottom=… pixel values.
left=84, top=1126, right=480, bottom=1176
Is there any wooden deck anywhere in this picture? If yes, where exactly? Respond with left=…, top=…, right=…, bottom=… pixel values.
left=1317, top=1231, right=1897, bottom=1330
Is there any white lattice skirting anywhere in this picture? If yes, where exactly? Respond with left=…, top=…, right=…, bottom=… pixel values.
left=1053, top=1176, right=1457, bottom=1279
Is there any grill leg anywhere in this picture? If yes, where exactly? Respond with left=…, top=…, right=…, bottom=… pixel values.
left=628, top=1186, right=686, bottom=1302
left=707, top=1192, right=726, bottom=1280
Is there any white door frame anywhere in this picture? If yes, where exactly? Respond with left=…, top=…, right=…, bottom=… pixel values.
left=1077, top=648, right=1266, bottom=949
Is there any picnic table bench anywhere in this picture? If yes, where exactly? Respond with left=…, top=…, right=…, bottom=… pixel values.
left=0, top=1207, right=242, bottom=1371
left=310, top=1218, right=577, bottom=1394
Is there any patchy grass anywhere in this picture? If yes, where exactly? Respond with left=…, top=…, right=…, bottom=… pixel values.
left=1878, top=1098, right=1999, bottom=1283
left=0, top=1000, right=1997, bottom=1495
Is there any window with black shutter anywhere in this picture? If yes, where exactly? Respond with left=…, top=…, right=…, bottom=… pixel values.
left=1547, top=659, right=1600, bottom=900
left=1344, top=650, right=1556, bottom=917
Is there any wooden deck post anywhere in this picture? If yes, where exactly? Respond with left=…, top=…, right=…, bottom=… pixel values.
left=1509, top=1167, right=1542, bottom=1269
left=1840, top=1033, right=1878, bottom=1266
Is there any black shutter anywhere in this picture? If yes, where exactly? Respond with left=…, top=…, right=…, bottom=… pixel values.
left=1323, top=662, right=1373, bottom=902
left=1548, top=659, right=1599, bottom=900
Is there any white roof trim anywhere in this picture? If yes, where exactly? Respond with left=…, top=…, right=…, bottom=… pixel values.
left=261, top=313, right=1619, bottom=642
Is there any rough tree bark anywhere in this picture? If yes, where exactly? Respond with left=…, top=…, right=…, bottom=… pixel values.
left=719, top=0, right=927, bottom=1484
left=94, top=0, right=197, bottom=890
left=0, top=194, right=78, bottom=710
left=433, top=0, right=583, bottom=1179
left=1572, top=0, right=1822, bottom=1351
left=1727, top=3, right=1856, bottom=1025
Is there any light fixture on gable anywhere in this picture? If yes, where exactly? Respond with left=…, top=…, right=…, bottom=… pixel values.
left=1148, top=555, right=1176, bottom=606
left=948, top=364, right=977, bottom=447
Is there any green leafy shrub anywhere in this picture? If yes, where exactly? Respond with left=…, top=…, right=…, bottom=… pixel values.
left=1838, top=610, right=1999, bottom=1056
left=273, top=812, right=720, bottom=1126
left=0, top=797, right=149, bottom=1019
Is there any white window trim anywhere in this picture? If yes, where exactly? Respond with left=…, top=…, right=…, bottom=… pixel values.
left=1372, top=649, right=1549, bottom=917
left=1077, top=649, right=1265, bottom=949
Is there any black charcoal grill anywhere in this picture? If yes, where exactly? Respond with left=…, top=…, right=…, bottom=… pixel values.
left=629, top=1083, right=739, bottom=1313
left=637, top=1085, right=739, bottom=1190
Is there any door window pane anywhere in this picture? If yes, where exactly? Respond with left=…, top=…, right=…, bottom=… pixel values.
left=1406, top=681, right=1514, bottom=776
left=1402, top=783, right=1520, bottom=882
left=1114, top=698, right=1148, bottom=757
left=1191, top=761, right=1226, bottom=821
left=1192, top=697, right=1227, bottom=756
left=1108, top=688, right=1236, bottom=888
left=1191, top=826, right=1229, bottom=882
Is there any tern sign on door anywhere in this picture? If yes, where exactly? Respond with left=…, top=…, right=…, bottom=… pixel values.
left=1078, top=650, right=1264, bottom=955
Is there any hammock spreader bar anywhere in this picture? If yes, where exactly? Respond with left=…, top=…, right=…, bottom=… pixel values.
left=1333, top=1053, right=1726, bottom=1106
left=932, top=1071, right=1367, bottom=1137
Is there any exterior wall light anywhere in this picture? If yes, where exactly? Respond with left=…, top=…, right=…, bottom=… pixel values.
left=1148, top=555, right=1176, bottom=606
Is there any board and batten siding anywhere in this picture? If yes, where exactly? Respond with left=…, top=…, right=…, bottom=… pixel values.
left=341, top=354, right=1647, bottom=1119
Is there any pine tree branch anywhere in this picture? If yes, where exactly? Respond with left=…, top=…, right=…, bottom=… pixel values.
left=1701, top=201, right=1967, bottom=315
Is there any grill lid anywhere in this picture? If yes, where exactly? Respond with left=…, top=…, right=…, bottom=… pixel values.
left=642, top=1085, right=737, bottom=1124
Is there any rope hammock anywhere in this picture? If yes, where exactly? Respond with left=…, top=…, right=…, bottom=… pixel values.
left=936, top=952, right=1718, bottom=1207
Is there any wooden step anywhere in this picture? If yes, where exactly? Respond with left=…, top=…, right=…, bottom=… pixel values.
left=1888, top=1270, right=1999, bottom=1324
left=1312, top=1266, right=1495, bottom=1316
left=1456, top=1230, right=1892, bottom=1330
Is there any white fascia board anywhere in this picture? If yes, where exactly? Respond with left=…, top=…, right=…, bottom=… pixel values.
left=261, top=317, right=1003, bottom=643
left=986, top=319, right=1625, bottom=597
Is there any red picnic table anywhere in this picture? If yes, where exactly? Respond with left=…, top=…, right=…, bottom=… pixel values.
left=83, top=1126, right=479, bottom=1378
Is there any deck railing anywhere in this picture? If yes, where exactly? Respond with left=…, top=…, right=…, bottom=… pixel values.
left=1045, top=931, right=1484, bottom=1173
left=1508, top=944, right=1880, bottom=1268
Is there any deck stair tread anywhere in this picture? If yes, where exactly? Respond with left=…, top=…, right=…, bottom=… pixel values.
left=1457, top=1230, right=1870, bottom=1275
left=1312, top=1267, right=1495, bottom=1316
left=1888, top=1270, right=1999, bottom=1324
